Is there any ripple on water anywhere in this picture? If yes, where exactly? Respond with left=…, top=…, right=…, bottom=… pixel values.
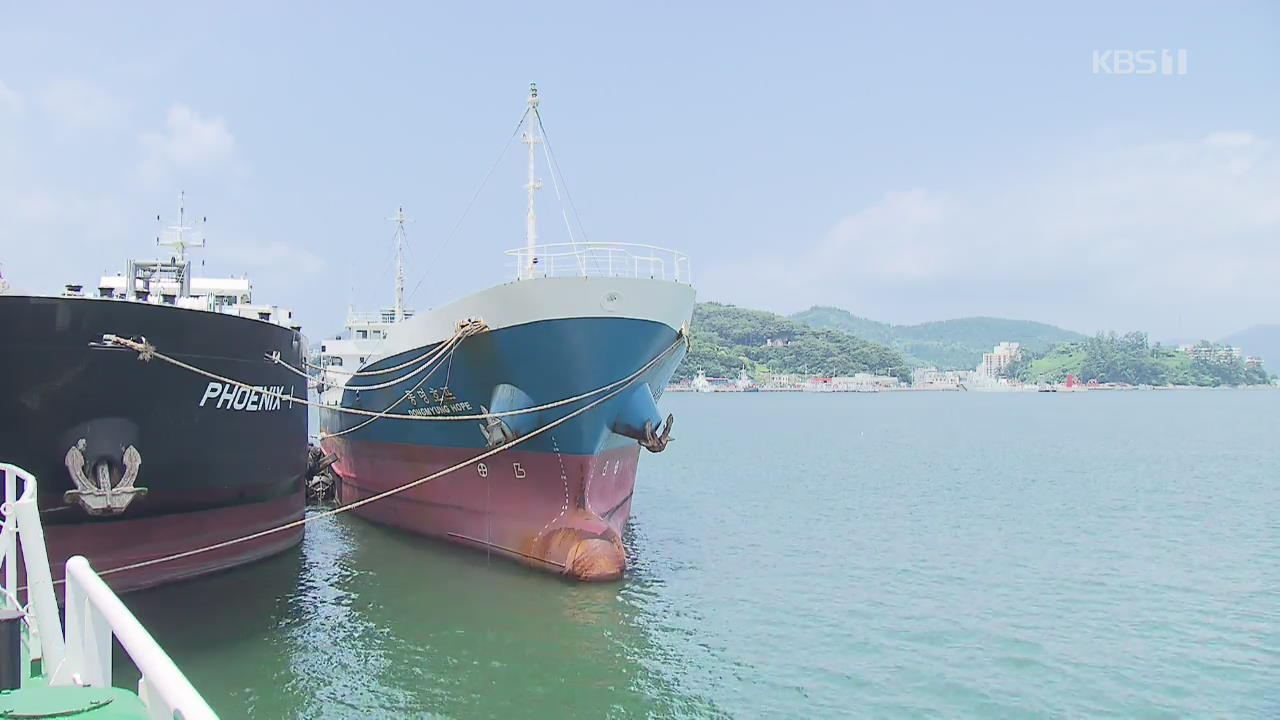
left=124, top=391, right=1280, bottom=717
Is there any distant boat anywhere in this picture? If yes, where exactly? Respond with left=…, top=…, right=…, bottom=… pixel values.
left=691, top=370, right=715, bottom=393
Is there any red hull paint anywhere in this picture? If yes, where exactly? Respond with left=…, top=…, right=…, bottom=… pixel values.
left=43, top=489, right=305, bottom=593
left=323, top=437, right=640, bottom=581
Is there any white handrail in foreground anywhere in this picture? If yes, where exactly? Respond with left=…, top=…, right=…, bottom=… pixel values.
left=0, top=462, right=65, bottom=672
left=60, top=555, right=217, bottom=719
left=1, top=462, right=217, bottom=719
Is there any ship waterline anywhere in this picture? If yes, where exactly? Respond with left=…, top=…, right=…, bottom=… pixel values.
left=324, top=439, right=642, bottom=580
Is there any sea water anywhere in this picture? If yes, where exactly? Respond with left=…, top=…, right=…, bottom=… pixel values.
left=125, top=390, right=1278, bottom=717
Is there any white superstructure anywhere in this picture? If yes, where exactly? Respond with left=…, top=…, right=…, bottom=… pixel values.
left=85, top=193, right=296, bottom=327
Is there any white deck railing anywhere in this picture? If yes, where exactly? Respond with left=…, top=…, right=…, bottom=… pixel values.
left=347, top=308, right=415, bottom=326
left=0, top=462, right=217, bottom=719
left=506, top=242, right=692, bottom=283
left=0, top=462, right=64, bottom=670
left=61, top=556, right=217, bottom=719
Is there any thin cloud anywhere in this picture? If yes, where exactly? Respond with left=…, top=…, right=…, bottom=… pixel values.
left=137, top=104, right=242, bottom=181
left=38, top=79, right=129, bottom=129
left=214, top=239, right=327, bottom=276
left=702, top=132, right=1280, bottom=338
left=0, top=79, right=21, bottom=114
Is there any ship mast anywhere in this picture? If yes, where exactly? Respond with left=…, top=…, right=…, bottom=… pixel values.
left=522, top=83, right=542, bottom=278
left=389, top=206, right=412, bottom=322
left=156, top=191, right=205, bottom=262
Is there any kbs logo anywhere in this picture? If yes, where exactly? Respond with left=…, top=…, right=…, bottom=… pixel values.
left=1093, top=49, right=1188, bottom=75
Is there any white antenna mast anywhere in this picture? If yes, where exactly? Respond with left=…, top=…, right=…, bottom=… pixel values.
left=389, top=206, right=412, bottom=322
left=522, top=83, right=542, bottom=278
left=156, top=191, right=206, bottom=262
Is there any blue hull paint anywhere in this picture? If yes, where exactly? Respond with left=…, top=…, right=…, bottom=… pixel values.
left=319, top=317, right=684, bottom=456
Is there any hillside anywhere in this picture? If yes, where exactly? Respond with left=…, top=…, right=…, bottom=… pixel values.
left=676, top=302, right=910, bottom=382
left=1007, top=333, right=1272, bottom=386
left=1219, top=324, right=1280, bottom=366
left=791, top=306, right=1085, bottom=370
left=785, top=306, right=895, bottom=345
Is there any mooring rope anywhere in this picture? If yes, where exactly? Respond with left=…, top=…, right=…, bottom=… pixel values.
left=63, top=335, right=685, bottom=584
left=286, top=325, right=472, bottom=378
left=303, top=328, right=467, bottom=393
left=281, top=348, right=437, bottom=378
left=100, top=327, right=688, bottom=424
left=271, top=318, right=480, bottom=390
left=318, top=329, right=461, bottom=439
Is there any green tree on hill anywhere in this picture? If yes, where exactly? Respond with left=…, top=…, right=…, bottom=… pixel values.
left=676, top=302, right=910, bottom=382
left=1078, top=331, right=1163, bottom=385
left=1010, top=334, right=1274, bottom=386
left=791, top=305, right=1085, bottom=369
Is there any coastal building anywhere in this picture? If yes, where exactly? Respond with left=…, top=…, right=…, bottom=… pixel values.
left=763, top=374, right=805, bottom=391
left=690, top=373, right=732, bottom=392
left=836, top=373, right=900, bottom=389
left=979, top=342, right=1022, bottom=377
left=913, top=367, right=939, bottom=386
left=913, top=367, right=972, bottom=388
left=1245, top=355, right=1264, bottom=369
left=1179, top=343, right=1243, bottom=363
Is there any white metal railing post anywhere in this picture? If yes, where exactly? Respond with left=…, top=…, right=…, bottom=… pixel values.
left=61, top=567, right=111, bottom=687
left=61, top=566, right=88, bottom=683
left=0, top=511, right=13, bottom=613
left=3, top=467, right=14, bottom=608
left=13, top=485, right=63, bottom=672
left=0, top=464, right=64, bottom=670
left=60, top=557, right=217, bottom=719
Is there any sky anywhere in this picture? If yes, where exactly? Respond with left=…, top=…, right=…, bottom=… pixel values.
left=1, top=1, right=1277, bottom=340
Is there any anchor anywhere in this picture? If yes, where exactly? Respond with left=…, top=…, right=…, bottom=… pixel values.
left=639, top=413, right=675, bottom=453
left=478, top=405, right=517, bottom=448
left=63, top=438, right=148, bottom=516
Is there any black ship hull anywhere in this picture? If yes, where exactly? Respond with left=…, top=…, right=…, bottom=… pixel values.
left=0, top=295, right=308, bottom=591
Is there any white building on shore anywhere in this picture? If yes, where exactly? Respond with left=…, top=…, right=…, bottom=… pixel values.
left=1179, top=343, right=1243, bottom=363
left=913, top=367, right=973, bottom=388
left=979, top=342, right=1022, bottom=377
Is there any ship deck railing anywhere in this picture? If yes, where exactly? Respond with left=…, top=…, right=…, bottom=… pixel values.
left=346, top=308, right=416, bottom=326
left=505, top=242, right=692, bottom=284
left=0, top=462, right=218, bottom=719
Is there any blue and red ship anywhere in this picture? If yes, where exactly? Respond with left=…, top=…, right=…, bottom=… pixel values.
left=317, top=86, right=694, bottom=580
